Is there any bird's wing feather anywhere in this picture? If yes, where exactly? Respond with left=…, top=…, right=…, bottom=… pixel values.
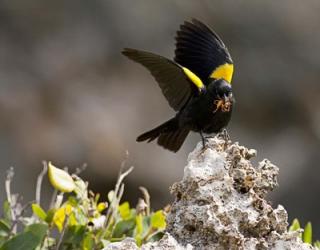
left=174, top=19, right=234, bottom=84
left=122, top=48, right=205, bottom=111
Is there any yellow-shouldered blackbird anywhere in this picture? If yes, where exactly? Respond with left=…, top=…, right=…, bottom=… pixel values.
left=122, top=19, right=234, bottom=152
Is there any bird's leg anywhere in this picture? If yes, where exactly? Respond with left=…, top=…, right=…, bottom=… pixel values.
left=200, top=131, right=206, bottom=149
left=218, top=128, right=231, bottom=150
left=222, top=128, right=230, bottom=141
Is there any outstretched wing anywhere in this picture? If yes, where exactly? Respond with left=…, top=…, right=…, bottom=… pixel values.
left=122, top=48, right=205, bottom=111
left=174, top=19, right=234, bottom=84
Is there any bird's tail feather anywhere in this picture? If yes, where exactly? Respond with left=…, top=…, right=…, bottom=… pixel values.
left=137, top=118, right=189, bottom=152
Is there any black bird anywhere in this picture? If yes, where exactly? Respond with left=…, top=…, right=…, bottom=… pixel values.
left=122, top=19, right=234, bottom=152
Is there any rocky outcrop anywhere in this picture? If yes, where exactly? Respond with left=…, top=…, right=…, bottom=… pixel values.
left=104, top=135, right=313, bottom=250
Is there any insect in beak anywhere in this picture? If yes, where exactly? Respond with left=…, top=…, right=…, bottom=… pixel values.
left=213, top=94, right=232, bottom=113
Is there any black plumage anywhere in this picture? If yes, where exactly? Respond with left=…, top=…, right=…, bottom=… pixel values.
left=174, top=19, right=233, bottom=83
left=122, top=19, right=235, bottom=152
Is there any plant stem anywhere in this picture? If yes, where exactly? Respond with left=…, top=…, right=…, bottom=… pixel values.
left=139, top=186, right=150, bottom=216
left=55, top=214, right=70, bottom=250
left=5, top=167, right=16, bottom=233
left=36, top=161, right=48, bottom=205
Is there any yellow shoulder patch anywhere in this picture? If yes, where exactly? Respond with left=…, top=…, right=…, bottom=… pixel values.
left=182, top=67, right=205, bottom=91
left=210, top=63, right=234, bottom=84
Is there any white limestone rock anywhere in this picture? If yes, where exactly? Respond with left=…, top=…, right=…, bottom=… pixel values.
left=166, top=135, right=313, bottom=250
left=103, top=234, right=192, bottom=250
left=142, top=233, right=193, bottom=250
left=104, top=135, right=313, bottom=250
left=103, top=238, right=138, bottom=250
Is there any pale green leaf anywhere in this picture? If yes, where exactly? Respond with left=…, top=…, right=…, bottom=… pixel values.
left=289, top=218, right=301, bottom=232
left=48, top=162, right=75, bottom=193
left=118, top=202, right=131, bottom=220
left=31, top=204, right=47, bottom=221
left=303, top=222, right=312, bottom=244
left=150, top=210, right=166, bottom=230
left=2, top=202, right=11, bottom=222
left=135, top=214, right=143, bottom=235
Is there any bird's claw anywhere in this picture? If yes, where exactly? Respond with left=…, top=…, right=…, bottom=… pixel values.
left=200, top=130, right=231, bottom=151
left=221, top=129, right=230, bottom=141
left=217, top=129, right=231, bottom=149
left=200, top=133, right=215, bottom=151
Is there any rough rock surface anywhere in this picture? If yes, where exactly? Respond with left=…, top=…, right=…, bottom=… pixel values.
left=104, top=234, right=192, bottom=250
left=104, top=135, right=313, bottom=250
left=104, top=238, right=139, bottom=250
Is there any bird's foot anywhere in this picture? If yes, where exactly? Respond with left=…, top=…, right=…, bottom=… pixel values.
left=200, top=130, right=231, bottom=152
left=200, top=132, right=215, bottom=151
left=221, top=129, right=230, bottom=141
left=217, top=129, right=231, bottom=149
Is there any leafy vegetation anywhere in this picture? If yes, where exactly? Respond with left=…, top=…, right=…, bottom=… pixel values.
left=0, top=162, right=166, bottom=250
left=1, top=160, right=319, bottom=250
left=289, top=218, right=320, bottom=249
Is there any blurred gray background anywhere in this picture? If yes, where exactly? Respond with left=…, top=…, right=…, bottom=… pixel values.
left=0, top=0, right=320, bottom=237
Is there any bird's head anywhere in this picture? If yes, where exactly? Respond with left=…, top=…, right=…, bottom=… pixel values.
left=208, top=78, right=234, bottom=113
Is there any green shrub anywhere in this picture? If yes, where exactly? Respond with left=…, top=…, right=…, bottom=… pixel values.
left=0, top=162, right=166, bottom=250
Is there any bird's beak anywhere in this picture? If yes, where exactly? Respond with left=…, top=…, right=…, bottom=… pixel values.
left=223, top=93, right=232, bottom=103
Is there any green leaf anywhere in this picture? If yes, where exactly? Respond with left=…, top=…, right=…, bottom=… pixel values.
left=150, top=210, right=166, bottom=230
left=81, top=233, right=94, bottom=250
left=135, top=214, right=143, bottom=235
left=314, top=240, right=320, bottom=249
left=142, top=216, right=151, bottom=237
left=67, top=196, right=79, bottom=206
left=48, top=162, right=75, bottom=193
left=2, top=202, right=11, bottom=222
left=0, top=224, right=47, bottom=250
left=135, top=235, right=142, bottom=247
left=0, top=219, right=10, bottom=238
left=94, top=193, right=100, bottom=204
left=134, top=214, right=144, bottom=246
left=70, top=208, right=87, bottom=225
left=118, top=202, right=131, bottom=220
left=31, top=204, right=47, bottom=221
left=0, top=231, right=8, bottom=238
left=0, top=237, right=6, bottom=248
left=148, top=231, right=165, bottom=243
left=112, top=219, right=136, bottom=238
left=63, top=225, right=86, bottom=246
left=0, top=220, right=10, bottom=234
left=0, top=232, right=39, bottom=250
left=289, top=218, right=301, bottom=232
left=303, top=222, right=312, bottom=244
left=45, top=209, right=56, bottom=224
left=24, top=223, right=48, bottom=238
left=73, top=178, right=88, bottom=199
